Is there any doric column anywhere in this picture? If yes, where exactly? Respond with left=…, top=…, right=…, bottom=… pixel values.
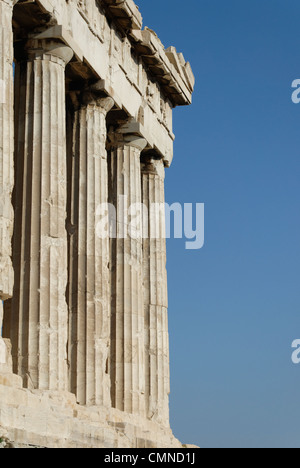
left=141, top=156, right=170, bottom=427
left=0, top=0, right=16, bottom=315
left=11, top=39, right=73, bottom=390
left=68, top=92, right=114, bottom=406
left=109, top=128, right=147, bottom=416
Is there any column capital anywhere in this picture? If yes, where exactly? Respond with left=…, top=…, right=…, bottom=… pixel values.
left=108, top=119, right=148, bottom=152
left=141, top=155, right=165, bottom=179
left=25, top=39, right=74, bottom=65
left=82, top=91, right=114, bottom=115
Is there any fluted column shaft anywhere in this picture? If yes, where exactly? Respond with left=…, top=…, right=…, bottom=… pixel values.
left=109, top=134, right=147, bottom=416
left=11, top=39, right=73, bottom=390
left=68, top=95, right=114, bottom=406
left=141, top=157, right=170, bottom=427
left=0, top=0, right=15, bottom=309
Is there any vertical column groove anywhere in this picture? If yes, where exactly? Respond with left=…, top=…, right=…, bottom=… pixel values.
left=0, top=0, right=15, bottom=310
left=109, top=134, right=147, bottom=416
left=68, top=96, right=114, bottom=406
left=142, top=157, right=170, bottom=427
left=11, top=40, right=73, bottom=390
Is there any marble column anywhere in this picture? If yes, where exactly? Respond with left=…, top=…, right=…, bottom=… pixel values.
left=109, top=130, right=147, bottom=416
left=141, top=156, right=170, bottom=427
left=68, top=92, right=114, bottom=406
left=11, top=39, right=73, bottom=390
left=0, top=0, right=16, bottom=318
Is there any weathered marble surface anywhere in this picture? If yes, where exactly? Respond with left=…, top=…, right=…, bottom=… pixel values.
left=0, top=0, right=15, bottom=302
left=0, top=0, right=195, bottom=449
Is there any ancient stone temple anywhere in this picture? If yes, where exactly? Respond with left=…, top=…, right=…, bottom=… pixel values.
left=0, top=0, right=194, bottom=448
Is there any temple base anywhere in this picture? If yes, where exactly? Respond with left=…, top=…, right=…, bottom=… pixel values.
left=0, top=341, right=182, bottom=449
left=0, top=388, right=182, bottom=448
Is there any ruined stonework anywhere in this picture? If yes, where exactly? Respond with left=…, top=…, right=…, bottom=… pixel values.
left=0, top=0, right=195, bottom=448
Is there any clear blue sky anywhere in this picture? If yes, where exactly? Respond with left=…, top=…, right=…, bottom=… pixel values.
left=137, top=0, right=300, bottom=448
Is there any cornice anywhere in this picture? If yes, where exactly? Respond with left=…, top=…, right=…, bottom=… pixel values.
left=101, top=0, right=195, bottom=106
